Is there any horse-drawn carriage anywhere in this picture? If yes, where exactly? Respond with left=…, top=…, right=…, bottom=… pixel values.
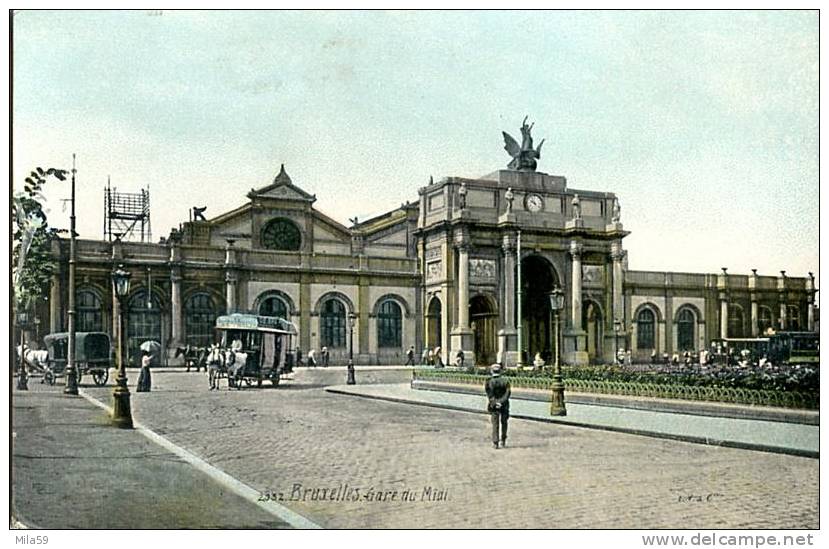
left=209, top=313, right=296, bottom=389
left=42, top=332, right=112, bottom=386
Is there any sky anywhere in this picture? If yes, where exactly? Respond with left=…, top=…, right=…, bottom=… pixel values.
left=12, top=10, right=819, bottom=283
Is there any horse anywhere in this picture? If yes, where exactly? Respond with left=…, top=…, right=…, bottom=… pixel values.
left=224, top=350, right=248, bottom=389
left=206, top=346, right=225, bottom=390
left=16, top=345, right=52, bottom=383
left=175, top=345, right=208, bottom=372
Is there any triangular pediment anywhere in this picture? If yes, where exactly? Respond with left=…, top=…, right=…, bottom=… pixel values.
left=248, top=164, right=316, bottom=203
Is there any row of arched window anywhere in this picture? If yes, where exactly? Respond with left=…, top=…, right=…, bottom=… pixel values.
left=73, top=288, right=405, bottom=351
left=260, top=294, right=403, bottom=348
left=635, top=303, right=802, bottom=351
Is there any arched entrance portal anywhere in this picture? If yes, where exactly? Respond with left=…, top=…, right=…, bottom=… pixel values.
left=520, top=255, right=560, bottom=363
left=583, top=300, right=603, bottom=363
left=470, top=295, right=497, bottom=365
left=425, top=297, right=442, bottom=351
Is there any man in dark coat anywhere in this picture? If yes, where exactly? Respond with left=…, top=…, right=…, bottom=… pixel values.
left=485, top=364, right=511, bottom=449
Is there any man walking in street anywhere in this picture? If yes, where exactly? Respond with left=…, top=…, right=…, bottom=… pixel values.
left=485, top=363, right=511, bottom=449
left=405, top=345, right=415, bottom=366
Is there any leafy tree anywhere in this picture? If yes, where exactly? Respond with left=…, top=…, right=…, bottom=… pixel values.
left=13, top=167, right=68, bottom=310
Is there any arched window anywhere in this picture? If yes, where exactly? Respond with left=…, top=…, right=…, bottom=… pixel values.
left=259, top=295, right=288, bottom=318
left=127, top=290, right=162, bottom=361
left=76, top=289, right=103, bottom=332
left=185, top=293, right=217, bottom=347
left=728, top=304, right=745, bottom=338
left=637, top=308, right=655, bottom=350
left=758, top=306, right=774, bottom=335
left=676, top=308, right=695, bottom=352
left=787, top=306, right=801, bottom=331
left=377, top=300, right=402, bottom=348
left=321, top=299, right=346, bottom=348
left=261, top=218, right=301, bottom=251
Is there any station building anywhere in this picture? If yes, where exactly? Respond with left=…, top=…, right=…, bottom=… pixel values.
left=45, top=156, right=817, bottom=366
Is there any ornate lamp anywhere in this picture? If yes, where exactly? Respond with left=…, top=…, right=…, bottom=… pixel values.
left=16, top=309, right=30, bottom=390
left=111, top=265, right=133, bottom=428
left=548, top=287, right=566, bottom=416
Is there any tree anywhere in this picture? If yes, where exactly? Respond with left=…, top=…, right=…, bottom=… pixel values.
left=13, top=167, right=68, bottom=310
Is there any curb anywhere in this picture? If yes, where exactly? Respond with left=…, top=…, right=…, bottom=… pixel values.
left=325, top=387, right=819, bottom=460
left=411, top=380, right=820, bottom=426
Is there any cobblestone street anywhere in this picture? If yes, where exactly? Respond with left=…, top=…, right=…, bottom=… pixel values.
left=65, top=368, right=819, bottom=529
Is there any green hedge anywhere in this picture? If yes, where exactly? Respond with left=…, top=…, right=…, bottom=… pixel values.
left=412, top=369, right=818, bottom=410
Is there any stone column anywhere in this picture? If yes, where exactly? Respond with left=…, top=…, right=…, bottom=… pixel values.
left=450, top=228, right=474, bottom=363
left=718, top=268, right=728, bottom=339
left=502, top=235, right=516, bottom=329
left=497, top=232, right=517, bottom=366
left=749, top=269, right=759, bottom=337
left=570, top=241, right=583, bottom=331
left=170, top=267, right=182, bottom=345
left=807, top=272, right=816, bottom=332
left=457, top=243, right=470, bottom=329
left=224, top=242, right=238, bottom=314
left=564, top=240, right=588, bottom=365
left=778, top=271, right=787, bottom=330
left=610, top=241, right=625, bottom=326
left=49, top=273, right=61, bottom=333
left=225, top=272, right=237, bottom=314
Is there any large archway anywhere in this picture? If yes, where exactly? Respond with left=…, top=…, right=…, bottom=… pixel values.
left=520, top=255, right=560, bottom=362
left=425, top=297, right=442, bottom=351
left=470, top=294, right=497, bottom=365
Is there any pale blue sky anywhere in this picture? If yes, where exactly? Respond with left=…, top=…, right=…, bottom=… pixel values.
left=12, top=10, right=819, bottom=282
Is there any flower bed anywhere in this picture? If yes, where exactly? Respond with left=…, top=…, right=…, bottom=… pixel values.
left=412, top=366, right=819, bottom=410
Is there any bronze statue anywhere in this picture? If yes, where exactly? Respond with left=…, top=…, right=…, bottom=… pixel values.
left=502, top=116, right=546, bottom=171
left=192, top=206, right=207, bottom=222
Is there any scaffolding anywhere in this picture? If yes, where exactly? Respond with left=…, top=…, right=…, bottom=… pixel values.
left=104, top=181, right=151, bottom=242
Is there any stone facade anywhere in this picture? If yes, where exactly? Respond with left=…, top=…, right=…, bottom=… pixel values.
left=45, top=164, right=816, bottom=366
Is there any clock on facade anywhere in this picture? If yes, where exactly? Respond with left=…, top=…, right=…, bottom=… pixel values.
left=525, top=193, right=544, bottom=212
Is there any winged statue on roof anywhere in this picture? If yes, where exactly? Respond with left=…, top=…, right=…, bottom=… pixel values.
left=502, top=116, right=546, bottom=171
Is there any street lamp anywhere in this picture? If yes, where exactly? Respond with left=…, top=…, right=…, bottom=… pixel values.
left=111, top=265, right=134, bottom=429
left=347, top=312, right=357, bottom=385
left=64, top=155, right=79, bottom=395
left=16, top=309, right=30, bottom=390
left=614, top=317, right=623, bottom=365
left=548, top=287, right=566, bottom=416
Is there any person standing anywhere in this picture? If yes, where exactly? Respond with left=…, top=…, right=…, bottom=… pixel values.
left=433, top=346, right=444, bottom=368
left=137, top=351, right=152, bottom=392
left=421, top=348, right=430, bottom=366
left=485, top=364, right=511, bottom=449
left=321, top=346, right=329, bottom=367
left=295, top=347, right=303, bottom=367
left=405, top=345, right=415, bottom=366
left=307, top=348, right=317, bottom=368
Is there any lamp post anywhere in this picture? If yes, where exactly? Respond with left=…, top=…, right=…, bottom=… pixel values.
left=548, top=287, right=566, bottom=416
left=614, top=317, right=623, bottom=365
left=64, top=154, right=79, bottom=395
left=16, top=309, right=30, bottom=390
left=347, top=312, right=357, bottom=385
left=111, top=265, right=134, bottom=428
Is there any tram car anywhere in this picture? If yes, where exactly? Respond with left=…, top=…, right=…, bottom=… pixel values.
left=214, top=313, right=297, bottom=387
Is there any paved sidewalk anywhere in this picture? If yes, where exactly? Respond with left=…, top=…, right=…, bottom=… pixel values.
left=326, top=383, right=819, bottom=458
left=11, top=383, right=297, bottom=529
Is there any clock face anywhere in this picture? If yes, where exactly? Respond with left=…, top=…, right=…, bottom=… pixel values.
left=525, top=194, right=544, bottom=212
